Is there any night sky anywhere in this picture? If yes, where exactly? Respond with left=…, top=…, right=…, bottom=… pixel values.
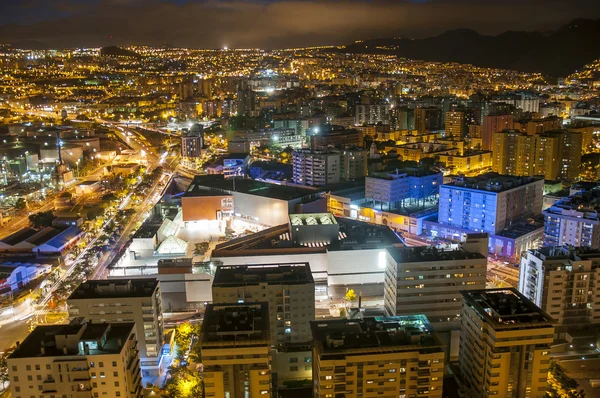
left=1, top=0, right=599, bottom=49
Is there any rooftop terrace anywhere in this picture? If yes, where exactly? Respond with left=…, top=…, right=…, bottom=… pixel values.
left=213, top=263, right=314, bottom=287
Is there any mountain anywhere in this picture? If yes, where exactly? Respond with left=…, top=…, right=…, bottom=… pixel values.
left=342, top=18, right=600, bottom=77
left=100, top=46, right=140, bottom=58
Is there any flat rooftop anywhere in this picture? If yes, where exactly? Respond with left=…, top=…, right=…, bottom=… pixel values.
left=213, top=263, right=314, bottom=287
left=9, top=322, right=134, bottom=358
left=202, top=303, right=270, bottom=346
left=68, top=278, right=159, bottom=300
left=544, top=187, right=600, bottom=217
left=184, top=174, right=321, bottom=201
left=311, top=315, right=442, bottom=355
left=213, top=217, right=402, bottom=254
left=461, top=288, right=554, bottom=329
left=386, top=245, right=485, bottom=264
left=443, top=172, right=542, bottom=193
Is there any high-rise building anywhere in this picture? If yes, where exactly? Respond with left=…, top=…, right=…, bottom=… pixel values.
left=212, top=263, right=315, bottom=348
left=543, top=187, right=600, bottom=247
left=201, top=303, right=272, bottom=398
left=384, top=234, right=488, bottom=330
left=438, top=173, right=543, bottom=235
left=482, top=114, right=514, bottom=151
left=518, top=246, right=600, bottom=335
left=67, top=279, right=164, bottom=377
left=355, top=103, right=390, bottom=125
left=445, top=110, right=466, bottom=137
left=7, top=318, right=142, bottom=398
left=492, top=130, right=582, bottom=181
left=340, top=146, right=368, bottom=181
left=309, top=125, right=364, bottom=150
left=292, top=149, right=340, bottom=186
left=311, top=315, right=445, bottom=398
left=415, top=107, right=443, bottom=133
left=458, top=288, right=554, bottom=398
left=181, top=123, right=204, bottom=158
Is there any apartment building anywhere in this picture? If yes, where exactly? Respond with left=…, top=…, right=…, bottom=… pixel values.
left=459, top=288, right=554, bottom=398
left=292, top=149, right=340, bottom=187
left=355, top=104, right=390, bottom=126
left=201, top=303, right=272, bottom=398
left=212, top=263, right=315, bottom=348
left=543, top=187, right=600, bottom=248
left=519, top=246, right=600, bottom=335
left=340, top=147, right=368, bottom=181
left=482, top=114, right=514, bottom=151
left=384, top=234, right=488, bottom=331
left=492, top=130, right=582, bottom=181
left=67, top=279, right=164, bottom=377
left=311, top=315, right=445, bottom=398
left=180, top=124, right=204, bottom=158
left=445, top=110, right=466, bottom=137
left=438, top=173, right=543, bottom=235
left=414, top=106, right=443, bottom=133
left=7, top=318, right=142, bottom=398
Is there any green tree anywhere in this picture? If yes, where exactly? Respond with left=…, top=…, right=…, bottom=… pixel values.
left=29, top=211, right=56, bottom=228
left=15, top=197, right=27, bottom=210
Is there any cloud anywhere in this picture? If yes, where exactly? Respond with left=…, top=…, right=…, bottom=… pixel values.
left=0, top=0, right=599, bottom=48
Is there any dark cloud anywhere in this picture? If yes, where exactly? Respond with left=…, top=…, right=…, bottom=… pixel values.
left=0, top=0, right=599, bottom=48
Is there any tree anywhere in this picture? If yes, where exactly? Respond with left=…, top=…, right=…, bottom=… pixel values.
left=547, top=361, right=585, bottom=398
left=15, top=197, right=27, bottom=210
left=345, top=289, right=357, bottom=302
left=29, top=211, right=56, bottom=228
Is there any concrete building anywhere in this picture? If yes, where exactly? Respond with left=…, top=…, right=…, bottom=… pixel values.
left=519, top=246, right=600, bottom=336
left=415, top=107, right=443, bottom=133
left=543, top=187, right=600, bottom=248
left=180, top=125, right=204, bottom=159
left=365, top=168, right=442, bottom=211
left=445, top=110, right=466, bottom=137
left=311, top=315, right=445, bottom=398
left=482, top=114, right=514, bottom=151
left=459, top=288, right=554, bottom=398
left=438, top=173, right=543, bottom=235
left=355, top=103, right=390, bottom=125
left=309, top=125, right=364, bottom=150
left=7, top=318, right=142, bottom=398
left=492, top=130, right=582, bottom=181
left=340, top=147, right=367, bottom=181
left=67, top=279, right=164, bottom=377
left=384, top=234, right=488, bottom=331
left=292, top=149, right=340, bottom=187
left=212, top=263, right=315, bottom=348
left=201, top=303, right=272, bottom=398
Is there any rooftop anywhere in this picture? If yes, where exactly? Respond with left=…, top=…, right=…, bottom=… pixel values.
left=386, top=245, right=485, bottom=264
left=443, top=172, right=543, bottom=193
left=0, top=227, right=38, bottom=246
left=184, top=174, right=321, bottom=201
left=41, top=226, right=83, bottom=249
left=9, top=319, right=134, bottom=359
left=68, top=278, right=159, bottom=300
left=311, top=315, right=443, bottom=356
left=213, top=263, right=314, bottom=287
left=202, top=303, right=270, bottom=347
left=461, top=288, right=554, bottom=329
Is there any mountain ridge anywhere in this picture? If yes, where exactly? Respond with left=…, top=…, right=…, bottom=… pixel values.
left=342, top=18, right=600, bottom=77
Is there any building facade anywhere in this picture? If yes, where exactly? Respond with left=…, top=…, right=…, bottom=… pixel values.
left=67, top=279, right=164, bottom=377
left=311, top=315, right=445, bottom=398
left=7, top=318, right=142, bottom=398
left=212, top=263, right=315, bottom=348
left=384, top=234, right=488, bottom=331
left=201, top=303, right=272, bottom=398
left=459, top=289, right=554, bottom=398
left=292, top=149, right=341, bottom=187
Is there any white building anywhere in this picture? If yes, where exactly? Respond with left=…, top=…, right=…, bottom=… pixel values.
left=519, top=246, right=600, bottom=335
left=292, top=150, right=340, bottom=187
left=7, top=318, right=142, bottom=398
left=212, top=263, right=315, bottom=348
left=384, top=233, right=488, bottom=331
left=67, top=279, right=164, bottom=378
left=355, top=104, right=390, bottom=125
